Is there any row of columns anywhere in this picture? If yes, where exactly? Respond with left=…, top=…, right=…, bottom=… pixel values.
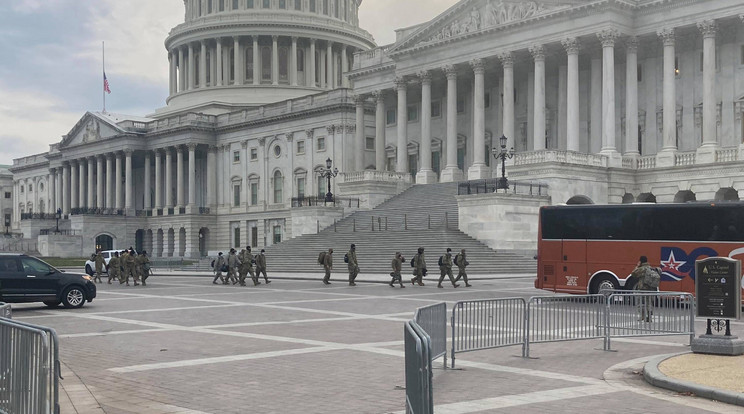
left=168, top=36, right=352, bottom=95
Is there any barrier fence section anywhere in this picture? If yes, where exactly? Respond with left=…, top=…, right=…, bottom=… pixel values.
left=526, top=295, right=606, bottom=358
left=0, top=317, right=61, bottom=414
left=0, top=302, right=10, bottom=319
left=414, top=303, right=447, bottom=368
left=604, top=291, right=696, bottom=350
left=404, top=320, right=433, bottom=414
left=451, top=298, right=526, bottom=368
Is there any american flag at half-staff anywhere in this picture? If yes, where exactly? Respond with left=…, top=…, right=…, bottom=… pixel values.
left=104, top=72, right=111, bottom=94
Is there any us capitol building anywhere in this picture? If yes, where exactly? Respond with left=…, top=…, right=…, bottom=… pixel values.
left=8, top=0, right=744, bottom=257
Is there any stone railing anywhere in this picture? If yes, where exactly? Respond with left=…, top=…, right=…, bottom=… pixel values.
left=338, top=170, right=411, bottom=184
left=514, top=150, right=607, bottom=167
left=638, top=155, right=656, bottom=170
left=675, top=151, right=696, bottom=166
left=716, top=147, right=739, bottom=163
left=352, top=44, right=393, bottom=70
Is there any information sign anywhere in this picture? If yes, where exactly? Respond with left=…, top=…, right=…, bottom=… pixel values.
left=695, top=257, right=741, bottom=319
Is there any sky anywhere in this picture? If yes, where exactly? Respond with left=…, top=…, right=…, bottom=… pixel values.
left=0, top=0, right=457, bottom=165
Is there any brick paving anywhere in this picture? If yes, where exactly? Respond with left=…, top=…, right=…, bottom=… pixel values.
left=10, top=276, right=743, bottom=413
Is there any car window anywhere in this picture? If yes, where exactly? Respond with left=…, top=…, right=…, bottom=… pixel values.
left=103, top=252, right=110, bottom=259
left=21, top=257, right=53, bottom=274
left=0, top=258, right=19, bottom=272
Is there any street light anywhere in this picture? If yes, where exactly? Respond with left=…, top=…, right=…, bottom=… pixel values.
left=4, top=215, right=9, bottom=235
left=319, top=157, right=339, bottom=203
left=492, top=135, right=515, bottom=191
left=55, top=208, right=62, bottom=234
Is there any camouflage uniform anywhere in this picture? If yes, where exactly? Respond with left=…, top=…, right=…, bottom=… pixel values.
left=212, top=253, right=226, bottom=284
left=347, top=245, right=359, bottom=286
left=322, top=249, right=333, bottom=285
left=118, top=251, right=129, bottom=285
left=411, top=248, right=426, bottom=286
left=255, top=250, right=270, bottom=284
left=454, top=249, right=472, bottom=287
left=390, top=252, right=405, bottom=288
left=94, top=252, right=105, bottom=283
left=226, top=250, right=239, bottom=285
left=108, top=254, right=120, bottom=284
left=237, top=249, right=249, bottom=286
left=631, top=262, right=655, bottom=322
left=437, top=250, right=459, bottom=288
left=125, top=250, right=139, bottom=286
left=135, top=253, right=150, bottom=286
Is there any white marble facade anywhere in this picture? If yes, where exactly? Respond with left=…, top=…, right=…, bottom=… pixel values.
left=11, top=0, right=744, bottom=257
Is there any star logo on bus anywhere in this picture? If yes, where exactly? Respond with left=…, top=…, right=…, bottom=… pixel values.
left=661, top=251, right=686, bottom=271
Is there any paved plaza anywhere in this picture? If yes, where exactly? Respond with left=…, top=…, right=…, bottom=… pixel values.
left=10, top=275, right=744, bottom=414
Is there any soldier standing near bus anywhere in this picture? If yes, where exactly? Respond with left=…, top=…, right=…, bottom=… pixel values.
left=630, top=255, right=656, bottom=322
left=454, top=248, right=472, bottom=287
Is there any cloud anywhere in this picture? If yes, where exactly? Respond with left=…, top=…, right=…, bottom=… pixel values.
left=360, top=0, right=457, bottom=45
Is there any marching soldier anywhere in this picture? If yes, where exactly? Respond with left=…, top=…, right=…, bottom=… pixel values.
left=322, top=248, right=333, bottom=285
left=454, top=248, right=472, bottom=287
left=390, top=252, right=405, bottom=288
left=244, top=246, right=259, bottom=286
left=437, top=248, right=459, bottom=288
left=93, top=250, right=105, bottom=284
left=136, top=251, right=150, bottom=286
left=226, top=248, right=239, bottom=285
left=237, top=248, right=249, bottom=286
left=107, top=251, right=120, bottom=284
left=347, top=244, right=359, bottom=286
left=255, top=249, right=270, bottom=284
left=212, top=252, right=226, bottom=284
left=411, top=247, right=426, bottom=287
left=126, top=248, right=139, bottom=286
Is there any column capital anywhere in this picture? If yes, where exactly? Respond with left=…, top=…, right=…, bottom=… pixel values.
left=259, top=137, right=267, bottom=146
left=291, top=36, right=298, bottom=43
left=272, top=35, right=279, bottom=42
left=625, top=36, right=638, bottom=53
left=49, top=167, right=56, bottom=174
left=209, top=145, right=218, bottom=153
left=373, top=90, right=385, bottom=102
left=87, top=156, right=96, bottom=162
left=144, top=151, right=151, bottom=159
left=176, top=145, right=184, bottom=154
left=241, top=141, right=248, bottom=149
left=561, top=38, right=580, bottom=55
left=98, top=153, right=107, bottom=161
left=187, top=143, right=198, bottom=151
left=697, top=20, right=717, bottom=38
left=233, top=36, right=240, bottom=42
left=353, top=94, right=366, bottom=106
left=345, top=125, right=355, bottom=134
left=310, top=38, right=316, bottom=45
left=498, top=52, right=514, bottom=68
left=394, top=76, right=407, bottom=91
left=326, top=125, right=335, bottom=135
left=657, top=28, right=676, bottom=46
left=286, top=132, right=295, bottom=142
left=443, top=64, right=457, bottom=80
left=105, top=153, right=114, bottom=160
left=223, top=144, right=231, bottom=152
left=597, top=28, right=620, bottom=48
left=529, top=44, right=545, bottom=61
left=418, top=70, right=432, bottom=85
left=327, top=40, right=334, bottom=48
left=469, top=58, right=485, bottom=74
left=123, top=149, right=133, bottom=157
left=305, top=129, right=315, bottom=140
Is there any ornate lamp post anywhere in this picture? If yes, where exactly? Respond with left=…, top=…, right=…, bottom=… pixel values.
left=492, top=135, right=515, bottom=190
left=55, top=208, right=62, bottom=234
left=319, top=157, right=339, bottom=202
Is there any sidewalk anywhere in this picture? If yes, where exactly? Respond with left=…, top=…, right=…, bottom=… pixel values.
left=645, top=352, right=744, bottom=407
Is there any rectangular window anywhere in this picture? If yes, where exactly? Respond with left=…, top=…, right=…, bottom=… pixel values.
left=4, top=192, right=10, bottom=199
left=251, top=148, right=258, bottom=160
left=386, top=109, right=396, bottom=125
left=457, top=98, right=464, bottom=114
left=407, top=105, right=418, bottom=122
left=273, top=225, right=282, bottom=244
left=297, top=177, right=305, bottom=198
left=208, top=0, right=213, bottom=13
left=317, top=137, right=326, bottom=151
left=233, top=150, right=240, bottom=162
left=317, top=178, right=326, bottom=197
left=28, top=185, right=32, bottom=192
left=219, top=0, right=224, bottom=12
left=365, top=137, right=375, bottom=151
left=309, top=0, right=315, bottom=12
left=263, top=0, right=271, bottom=8
left=234, top=227, right=240, bottom=248
left=637, top=63, right=643, bottom=83
left=247, top=0, right=254, bottom=8
left=297, top=140, right=305, bottom=154
left=250, top=182, right=258, bottom=205
left=323, top=0, right=328, bottom=14
left=233, top=0, right=239, bottom=9
left=233, top=185, right=241, bottom=207
left=279, top=0, right=286, bottom=8
left=484, top=92, right=491, bottom=109
left=295, top=0, right=302, bottom=10
left=431, top=101, right=441, bottom=118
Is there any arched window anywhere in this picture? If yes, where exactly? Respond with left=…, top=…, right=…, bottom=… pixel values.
left=273, top=170, right=283, bottom=204
left=229, top=50, right=235, bottom=83
left=245, top=47, right=254, bottom=82
left=279, top=47, right=289, bottom=83
left=261, top=46, right=272, bottom=82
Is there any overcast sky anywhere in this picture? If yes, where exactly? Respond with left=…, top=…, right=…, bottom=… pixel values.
left=0, top=0, right=457, bottom=165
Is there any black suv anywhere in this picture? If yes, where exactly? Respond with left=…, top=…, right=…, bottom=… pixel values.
left=0, top=254, right=97, bottom=308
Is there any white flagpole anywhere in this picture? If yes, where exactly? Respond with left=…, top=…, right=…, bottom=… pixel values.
left=102, top=41, right=106, bottom=113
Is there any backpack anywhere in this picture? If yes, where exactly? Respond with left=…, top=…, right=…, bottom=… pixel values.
left=318, top=251, right=327, bottom=265
left=211, top=259, right=215, bottom=268
left=410, top=256, right=416, bottom=267
left=643, top=266, right=661, bottom=289
left=344, top=253, right=349, bottom=263
left=454, top=254, right=460, bottom=266
left=438, top=256, right=444, bottom=267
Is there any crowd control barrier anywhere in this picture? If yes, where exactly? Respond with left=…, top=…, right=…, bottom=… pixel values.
left=414, top=303, right=447, bottom=368
left=404, top=320, right=433, bottom=414
left=0, top=302, right=10, bottom=319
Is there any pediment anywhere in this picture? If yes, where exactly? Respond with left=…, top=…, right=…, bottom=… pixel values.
left=389, top=0, right=572, bottom=54
left=59, top=112, right=124, bottom=148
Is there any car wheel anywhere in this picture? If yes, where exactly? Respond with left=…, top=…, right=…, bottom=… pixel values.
left=590, top=274, right=619, bottom=294
left=43, top=301, right=60, bottom=308
left=61, top=286, right=86, bottom=309
left=85, top=264, right=93, bottom=276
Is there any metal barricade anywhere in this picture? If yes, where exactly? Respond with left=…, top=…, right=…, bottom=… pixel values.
left=605, top=291, right=695, bottom=350
left=0, top=317, right=61, bottom=414
left=451, top=298, right=526, bottom=367
left=0, top=302, right=10, bottom=319
left=526, top=295, right=606, bottom=358
left=404, top=320, right=433, bottom=414
left=414, top=303, right=447, bottom=368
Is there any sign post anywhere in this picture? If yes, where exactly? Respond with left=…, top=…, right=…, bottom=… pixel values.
left=692, top=257, right=744, bottom=355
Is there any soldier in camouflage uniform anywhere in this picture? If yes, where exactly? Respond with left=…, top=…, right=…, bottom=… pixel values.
left=212, top=252, right=226, bottom=284
left=237, top=248, right=249, bottom=286
left=126, top=248, right=139, bottom=286
left=347, top=244, right=359, bottom=286
left=454, top=248, right=472, bottom=287
left=437, top=248, right=459, bottom=288
left=93, top=250, right=105, bottom=284
left=411, top=247, right=426, bottom=286
left=226, top=248, right=239, bottom=285
left=390, top=252, right=405, bottom=288
left=107, top=251, right=120, bottom=284
left=322, top=248, right=333, bottom=285
left=136, top=251, right=150, bottom=286
left=255, top=249, right=270, bottom=284
left=630, top=255, right=655, bottom=322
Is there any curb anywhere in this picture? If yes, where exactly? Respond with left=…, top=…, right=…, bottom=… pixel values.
left=643, top=352, right=744, bottom=407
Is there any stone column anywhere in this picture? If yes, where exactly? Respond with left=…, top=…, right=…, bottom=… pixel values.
left=417, top=70, right=437, bottom=183
left=326, top=42, right=333, bottom=90
left=395, top=77, right=408, bottom=174
left=562, top=38, right=580, bottom=152
left=530, top=44, right=546, bottom=151
left=165, top=148, right=173, bottom=209
left=86, top=157, right=94, bottom=208
left=341, top=45, right=349, bottom=88
left=69, top=161, right=77, bottom=209
left=155, top=150, right=163, bottom=210
left=207, top=146, right=217, bottom=209
left=374, top=90, right=386, bottom=171
left=176, top=146, right=185, bottom=208
left=499, top=53, right=515, bottom=150
left=188, top=43, right=196, bottom=90
left=657, top=28, right=677, bottom=167
left=253, top=36, right=260, bottom=85
left=440, top=65, right=461, bottom=182
left=125, top=149, right=133, bottom=211
left=354, top=95, right=365, bottom=172
left=62, top=163, right=70, bottom=214
left=178, top=48, right=186, bottom=92
left=188, top=144, right=197, bottom=210
left=291, top=37, right=298, bottom=86
left=598, top=29, right=621, bottom=166
left=199, top=40, right=207, bottom=87
left=697, top=20, right=718, bottom=163
left=48, top=168, right=56, bottom=214
left=105, top=154, right=113, bottom=209
left=272, top=35, right=279, bottom=85
left=234, top=37, right=242, bottom=86
left=310, top=39, right=317, bottom=87
left=96, top=156, right=104, bottom=209
left=144, top=152, right=152, bottom=209
left=78, top=160, right=86, bottom=208
left=625, top=37, right=640, bottom=156
left=216, top=38, right=223, bottom=86
left=115, top=153, right=123, bottom=209
left=469, top=58, right=488, bottom=179
left=169, top=52, right=176, bottom=95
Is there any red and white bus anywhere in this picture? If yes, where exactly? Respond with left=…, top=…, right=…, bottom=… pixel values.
left=535, top=203, right=744, bottom=296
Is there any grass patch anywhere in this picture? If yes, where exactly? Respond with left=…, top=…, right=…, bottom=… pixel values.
left=41, top=257, right=87, bottom=267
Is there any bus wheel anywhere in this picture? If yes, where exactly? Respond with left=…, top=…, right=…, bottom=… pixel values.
left=591, top=275, right=619, bottom=294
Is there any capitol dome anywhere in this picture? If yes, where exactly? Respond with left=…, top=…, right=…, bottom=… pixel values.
left=157, top=0, right=375, bottom=116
